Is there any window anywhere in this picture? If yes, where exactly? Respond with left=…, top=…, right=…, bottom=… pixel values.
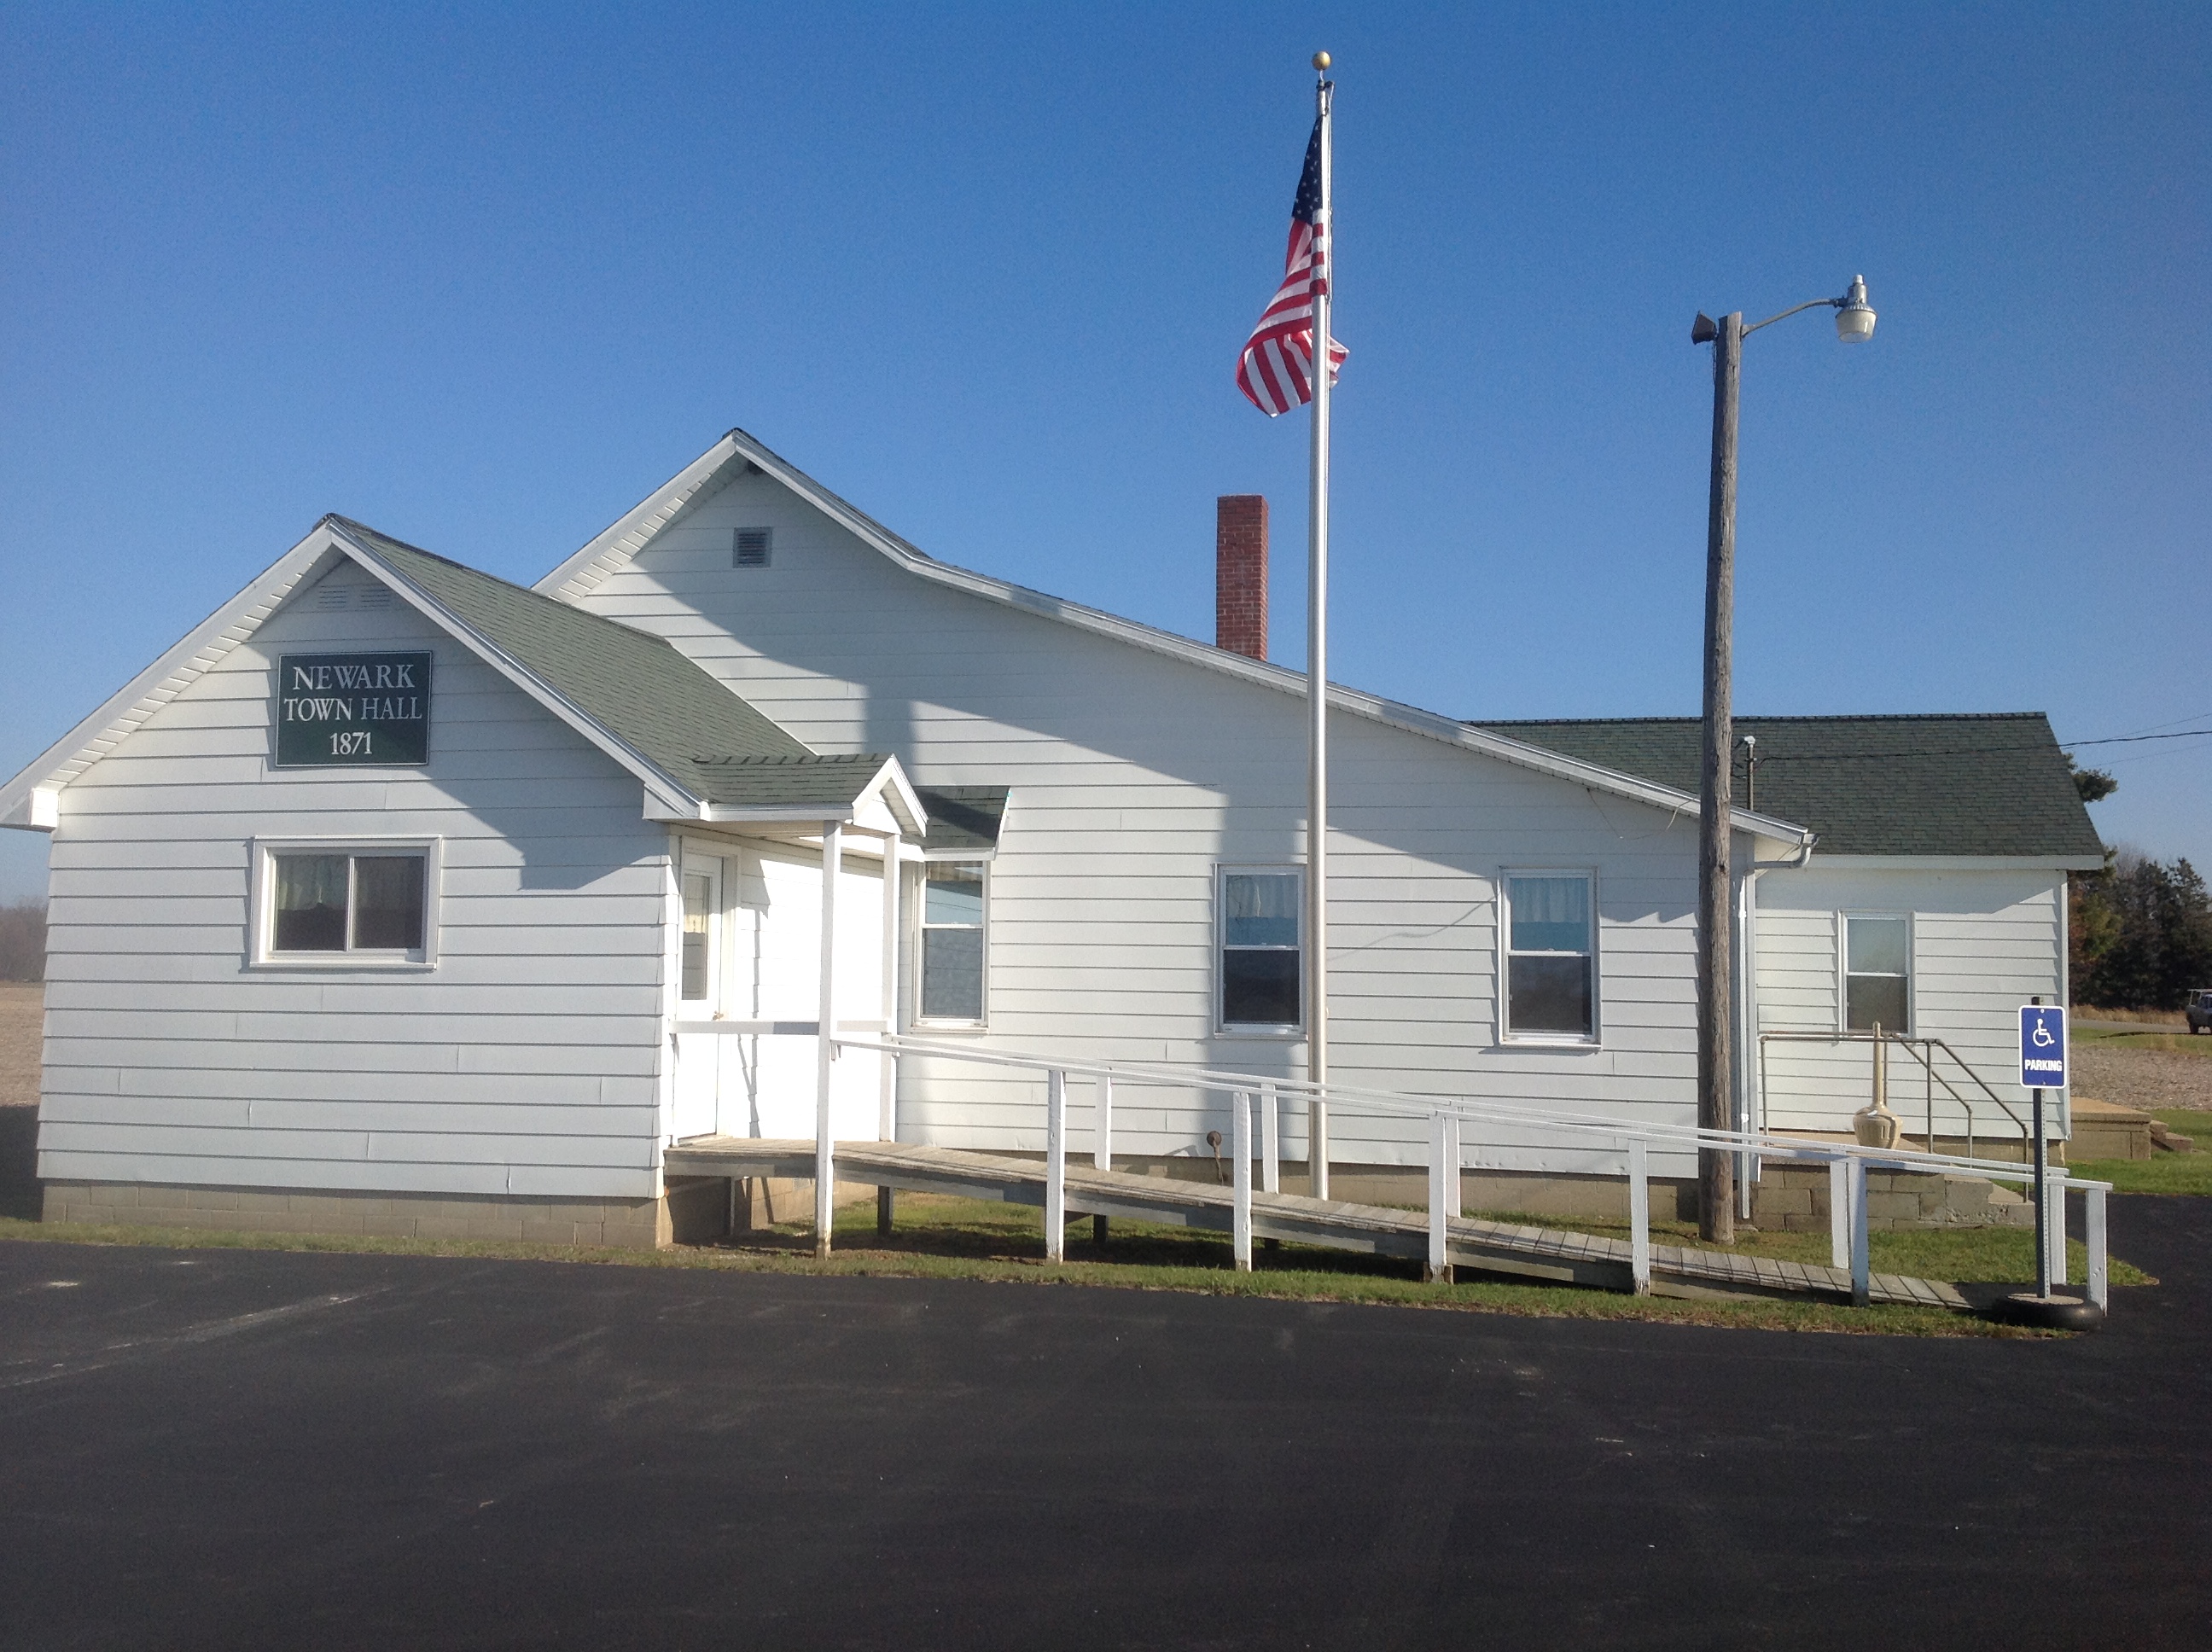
left=1220, top=869, right=1301, bottom=1030
left=254, top=839, right=438, bottom=966
left=734, top=527, right=772, bottom=568
left=918, top=861, right=986, bottom=1023
left=1504, top=873, right=1596, bottom=1040
left=680, top=861, right=720, bottom=1005
left=1844, top=915, right=1910, bottom=1032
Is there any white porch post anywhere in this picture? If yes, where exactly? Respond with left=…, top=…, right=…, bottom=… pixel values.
left=815, top=818, right=843, bottom=1259
left=876, top=829, right=900, bottom=1239
left=879, top=829, right=900, bottom=1141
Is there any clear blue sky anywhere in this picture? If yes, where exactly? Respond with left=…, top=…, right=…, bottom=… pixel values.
left=3, top=3, right=2205, bottom=902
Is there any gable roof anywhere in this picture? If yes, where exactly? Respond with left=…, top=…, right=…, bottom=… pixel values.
left=2, top=515, right=923, bottom=832
left=536, top=429, right=1816, bottom=848
left=1476, top=714, right=2104, bottom=864
left=914, top=785, right=1010, bottom=856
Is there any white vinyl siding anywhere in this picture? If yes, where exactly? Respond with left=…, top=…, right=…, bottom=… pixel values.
left=560, top=469, right=1720, bottom=1174
left=1752, top=864, right=2067, bottom=1140
left=37, top=567, right=672, bottom=1199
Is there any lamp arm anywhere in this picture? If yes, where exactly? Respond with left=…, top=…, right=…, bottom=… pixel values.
left=1741, top=295, right=1844, bottom=337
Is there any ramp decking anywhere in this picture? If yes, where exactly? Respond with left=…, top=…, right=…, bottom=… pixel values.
left=663, top=1137, right=1970, bottom=1310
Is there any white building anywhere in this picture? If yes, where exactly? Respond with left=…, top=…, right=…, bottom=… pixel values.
left=1, top=431, right=2105, bottom=1244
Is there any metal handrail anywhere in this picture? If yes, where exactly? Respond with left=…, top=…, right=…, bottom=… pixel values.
left=1756, top=1030, right=2030, bottom=1159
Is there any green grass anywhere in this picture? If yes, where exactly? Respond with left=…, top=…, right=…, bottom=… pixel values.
left=0, top=1190, right=2147, bottom=1338
left=1465, top=1208, right=2151, bottom=1288
left=2075, top=1026, right=2212, bottom=1057
left=2070, top=1109, right=2212, bottom=1195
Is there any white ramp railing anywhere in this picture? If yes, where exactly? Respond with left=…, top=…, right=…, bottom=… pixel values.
left=843, top=1031, right=2114, bottom=1311
left=682, top=1023, right=2113, bottom=1312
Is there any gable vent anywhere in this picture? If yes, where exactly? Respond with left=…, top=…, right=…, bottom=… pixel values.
left=314, top=586, right=351, bottom=610
left=734, top=527, right=772, bottom=568
left=357, top=585, right=393, bottom=610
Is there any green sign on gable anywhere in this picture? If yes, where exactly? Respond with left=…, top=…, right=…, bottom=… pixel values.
left=274, top=652, right=433, bottom=767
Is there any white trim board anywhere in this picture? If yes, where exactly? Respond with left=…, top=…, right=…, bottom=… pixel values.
left=534, top=429, right=1819, bottom=850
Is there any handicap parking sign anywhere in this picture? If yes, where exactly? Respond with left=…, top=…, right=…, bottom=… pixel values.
left=2019, top=1004, right=2068, bottom=1090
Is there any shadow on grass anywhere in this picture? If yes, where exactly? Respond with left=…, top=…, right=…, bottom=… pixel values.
left=697, top=1194, right=2142, bottom=1320
left=725, top=1194, right=1418, bottom=1279
left=1, top=1193, right=2134, bottom=1339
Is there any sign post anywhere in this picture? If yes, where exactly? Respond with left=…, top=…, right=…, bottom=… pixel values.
left=2018, top=1002, right=2068, bottom=1300
left=1999, top=1001, right=2097, bottom=1327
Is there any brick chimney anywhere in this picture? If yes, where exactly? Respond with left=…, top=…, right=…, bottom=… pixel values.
left=1215, top=495, right=1268, bottom=660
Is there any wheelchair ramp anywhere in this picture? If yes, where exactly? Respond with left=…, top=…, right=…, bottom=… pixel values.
left=662, top=1137, right=1971, bottom=1311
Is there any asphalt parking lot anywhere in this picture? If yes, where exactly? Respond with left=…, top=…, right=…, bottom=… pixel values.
left=4, top=1200, right=2209, bottom=1651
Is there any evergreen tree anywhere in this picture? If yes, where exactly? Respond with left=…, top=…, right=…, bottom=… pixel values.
left=2074, top=855, right=2212, bottom=1009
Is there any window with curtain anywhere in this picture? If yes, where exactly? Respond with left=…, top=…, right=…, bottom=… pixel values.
left=271, top=852, right=426, bottom=956
left=1505, top=873, right=1595, bottom=1039
left=919, top=862, right=987, bottom=1023
left=1845, top=915, right=1910, bottom=1032
left=681, top=870, right=714, bottom=1003
left=1220, top=869, right=1301, bottom=1029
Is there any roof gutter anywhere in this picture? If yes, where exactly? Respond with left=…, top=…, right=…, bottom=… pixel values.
left=1749, top=832, right=1819, bottom=872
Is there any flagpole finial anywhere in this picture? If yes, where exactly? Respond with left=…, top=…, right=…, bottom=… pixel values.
left=1312, top=50, right=1330, bottom=72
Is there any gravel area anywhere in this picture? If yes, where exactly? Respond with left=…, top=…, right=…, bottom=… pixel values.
left=2074, top=1044, right=2212, bottom=1113
left=0, top=983, right=39, bottom=1109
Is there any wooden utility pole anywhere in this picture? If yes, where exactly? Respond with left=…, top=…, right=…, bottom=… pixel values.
left=1697, top=311, right=1742, bottom=1245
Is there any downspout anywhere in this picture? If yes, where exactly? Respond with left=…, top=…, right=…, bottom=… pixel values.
left=1736, top=830, right=1817, bottom=1217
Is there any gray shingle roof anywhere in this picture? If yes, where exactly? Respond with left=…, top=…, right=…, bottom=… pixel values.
left=1472, top=713, right=2104, bottom=859
left=914, top=786, right=1009, bottom=854
left=332, top=517, right=887, bottom=811
left=688, top=753, right=897, bottom=809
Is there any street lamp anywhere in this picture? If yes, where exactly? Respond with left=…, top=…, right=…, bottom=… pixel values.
left=1689, top=275, right=1875, bottom=1246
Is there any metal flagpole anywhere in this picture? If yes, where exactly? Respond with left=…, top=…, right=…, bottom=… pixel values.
left=1306, top=53, right=1333, bottom=1200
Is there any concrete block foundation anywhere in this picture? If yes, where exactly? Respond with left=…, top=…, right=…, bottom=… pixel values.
left=44, top=1180, right=674, bottom=1248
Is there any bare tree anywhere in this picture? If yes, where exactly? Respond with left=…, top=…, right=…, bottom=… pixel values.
left=0, top=902, right=45, bottom=983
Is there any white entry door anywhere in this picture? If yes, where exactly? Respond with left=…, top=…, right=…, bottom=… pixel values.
left=671, top=856, right=722, bottom=1140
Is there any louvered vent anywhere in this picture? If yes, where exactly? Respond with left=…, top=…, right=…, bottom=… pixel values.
left=734, top=527, right=771, bottom=568
left=358, top=586, right=393, bottom=610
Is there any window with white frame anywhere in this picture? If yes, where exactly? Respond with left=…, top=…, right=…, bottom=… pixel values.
left=680, top=858, right=722, bottom=1006
left=1220, top=868, right=1301, bottom=1030
left=918, top=861, right=987, bottom=1023
left=255, top=840, right=438, bottom=966
left=1503, top=873, right=1596, bottom=1040
left=1844, top=914, right=1910, bottom=1032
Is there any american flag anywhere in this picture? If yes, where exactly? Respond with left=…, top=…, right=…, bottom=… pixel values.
left=1237, top=116, right=1348, bottom=417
